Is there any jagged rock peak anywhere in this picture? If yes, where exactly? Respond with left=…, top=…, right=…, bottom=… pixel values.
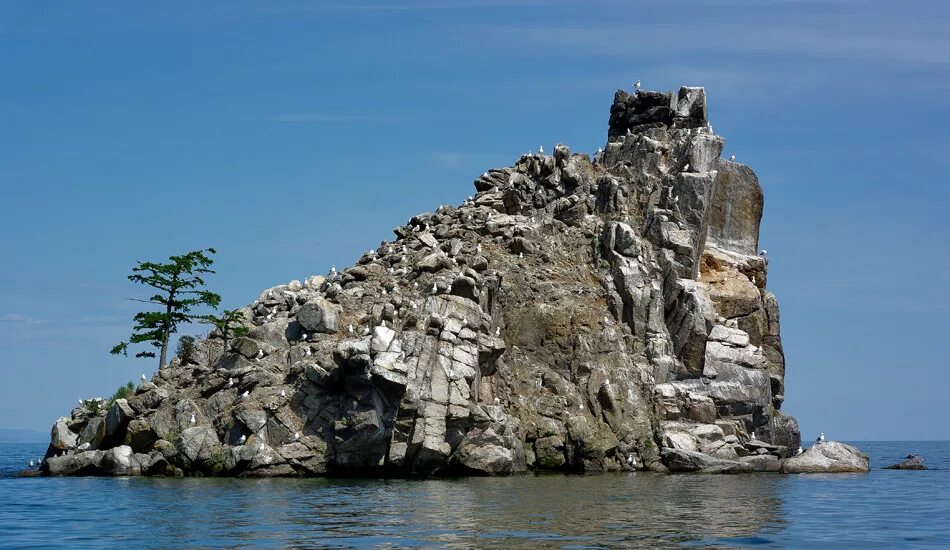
left=42, top=86, right=808, bottom=478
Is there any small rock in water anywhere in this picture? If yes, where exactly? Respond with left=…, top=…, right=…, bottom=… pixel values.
left=883, top=454, right=928, bottom=470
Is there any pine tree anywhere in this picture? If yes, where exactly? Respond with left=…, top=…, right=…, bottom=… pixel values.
left=202, top=309, right=249, bottom=359
left=111, top=248, right=221, bottom=369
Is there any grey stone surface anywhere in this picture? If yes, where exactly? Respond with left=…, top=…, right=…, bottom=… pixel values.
left=781, top=441, right=870, bottom=473
left=297, top=298, right=341, bottom=334
left=883, top=454, right=927, bottom=470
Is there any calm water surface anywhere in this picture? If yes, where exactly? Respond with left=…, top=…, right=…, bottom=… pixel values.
left=1, top=441, right=948, bottom=548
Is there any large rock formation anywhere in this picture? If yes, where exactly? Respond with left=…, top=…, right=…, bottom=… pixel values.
left=43, top=86, right=809, bottom=477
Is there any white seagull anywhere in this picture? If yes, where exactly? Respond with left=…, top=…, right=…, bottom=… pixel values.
left=795, top=446, right=804, bottom=455
left=539, top=145, right=544, bottom=154
left=238, top=435, right=247, bottom=445
left=140, top=373, right=147, bottom=383
left=239, top=390, right=249, bottom=399
left=257, top=349, right=264, bottom=359
left=816, top=432, right=825, bottom=443
left=759, top=249, right=768, bottom=257
left=634, top=80, right=641, bottom=91
left=190, top=413, right=196, bottom=425
left=729, top=155, right=736, bottom=161
left=280, top=389, right=286, bottom=397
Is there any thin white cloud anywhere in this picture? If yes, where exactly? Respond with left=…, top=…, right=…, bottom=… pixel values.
left=426, top=152, right=472, bottom=169
left=467, top=19, right=950, bottom=66
left=0, top=313, right=47, bottom=325
left=269, top=112, right=403, bottom=124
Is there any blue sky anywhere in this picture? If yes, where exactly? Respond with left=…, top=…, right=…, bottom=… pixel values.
left=1, top=0, right=947, bottom=440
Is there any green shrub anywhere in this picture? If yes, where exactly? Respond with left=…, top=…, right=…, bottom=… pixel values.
left=106, top=381, right=135, bottom=409
left=176, top=335, right=197, bottom=364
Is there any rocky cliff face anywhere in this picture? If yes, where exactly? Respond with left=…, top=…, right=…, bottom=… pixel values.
left=44, top=86, right=803, bottom=477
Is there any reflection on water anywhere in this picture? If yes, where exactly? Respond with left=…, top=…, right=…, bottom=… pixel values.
left=1, top=442, right=949, bottom=548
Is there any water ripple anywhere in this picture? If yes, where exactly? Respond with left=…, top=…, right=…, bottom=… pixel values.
left=1, top=442, right=948, bottom=548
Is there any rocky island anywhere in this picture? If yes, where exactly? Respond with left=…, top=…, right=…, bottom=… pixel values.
left=42, top=85, right=867, bottom=477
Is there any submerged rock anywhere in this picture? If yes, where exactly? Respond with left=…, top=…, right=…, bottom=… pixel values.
left=43, top=85, right=819, bottom=477
left=883, top=454, right=927, bottom=470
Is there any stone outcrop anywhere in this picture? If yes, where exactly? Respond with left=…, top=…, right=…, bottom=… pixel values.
left=780, top=442, right=870, bottom=474
left=43, top=85, right=821, bottom=477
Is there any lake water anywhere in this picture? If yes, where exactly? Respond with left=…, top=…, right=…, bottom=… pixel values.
left=1, top=441, right=948, bottom=548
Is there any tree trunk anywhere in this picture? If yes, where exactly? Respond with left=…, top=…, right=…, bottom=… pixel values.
left=159, top=292, right=174, bottom=369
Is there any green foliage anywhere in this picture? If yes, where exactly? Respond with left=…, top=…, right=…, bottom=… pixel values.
left=111, top=248, right=221, bottom=368
left=176, top=335, right=197, bottom=364
left=82, top=399, right=103, bottom=415
left=105, top=381, right=136, bottom=409
left=206, top=448, right=227, bottom=476
left=201, top=309, right=249, bottom=353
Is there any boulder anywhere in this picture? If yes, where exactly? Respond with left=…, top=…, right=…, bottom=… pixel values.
left=661, top=448, right=754, bottom=474
left=45, top=450, right=105, bottom=476
left=780, top=441, right=869, bottom=473
left=883, top=454, right=927, bottom=470
left=297, top=299, right=341, bottom=334
left=50, top=417, right=78, bottom=451
left=104, top=398, right=135, bottom=443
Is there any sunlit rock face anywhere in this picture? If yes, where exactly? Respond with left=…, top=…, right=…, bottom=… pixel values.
left=44, top=86, right=803, bottom=477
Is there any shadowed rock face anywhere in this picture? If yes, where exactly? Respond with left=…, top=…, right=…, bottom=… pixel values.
left=43, top=86, right=804, bottom=477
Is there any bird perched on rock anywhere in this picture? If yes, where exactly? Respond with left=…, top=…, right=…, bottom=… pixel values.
left=190, top=413, right=196, bottom=425
left=257, top=349, right=264, bottom=359
left=239, top=391, right=249, bottom=400
left=795, top=446, right=804, bottom=455
left=280, top=389, right=286, bottom=397
left=758, top=249, right=768, bottom=258
left=538, top=145, right=544, bottom=154
left=140, top=373, right=147, bottom=384
left=634, top=80, right=641, bottom=91
left=816, top=432, right=825, bottom=443
left=493, top=397, right=500, bottom=405
left=347, top=324, right=355, bottom=335
left=495, top=327, right=501, bottom=336
left=729, top=155, right=736, bottom=161
left=627, top=454, right=637, bottom=467
left=301, top=332, right=308, bottom=341
left=683, top=163, right=690, bottom=172
left=305, top=348, right=312, bottom=357
left=238, top=435, right=247, bottom=445
left=78, top=442, right=90, bottom=451
left=431, top=283, right=438, bottom=294
left=29, top=459, right=34, bottom=469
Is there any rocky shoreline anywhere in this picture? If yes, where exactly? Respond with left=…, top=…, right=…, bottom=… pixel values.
left=41, top=85, right=869, bottom=477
